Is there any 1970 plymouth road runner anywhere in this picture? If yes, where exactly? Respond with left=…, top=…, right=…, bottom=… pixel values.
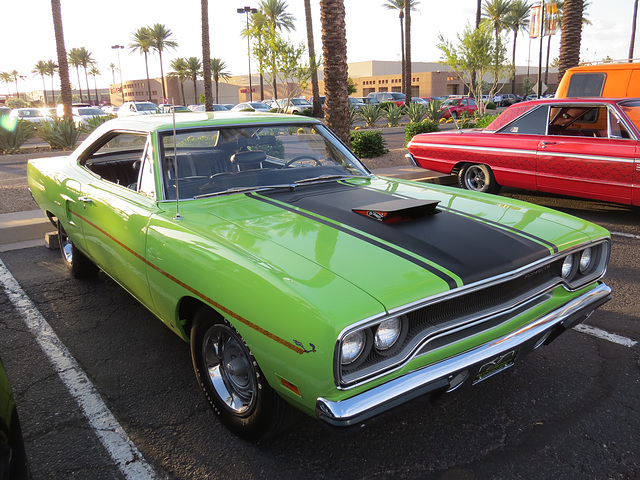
left=27, top=111, right=612, bottom=439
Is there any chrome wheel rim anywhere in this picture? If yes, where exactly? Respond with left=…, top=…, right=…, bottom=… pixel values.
left=203, top=326, right=256, bottom=414
left=60, top=230, right=74, bottom=264
left=464, top=166, right=486, bottom=191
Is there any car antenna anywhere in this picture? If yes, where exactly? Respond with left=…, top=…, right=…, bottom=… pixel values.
left=172, top=100, right=182, bottom=221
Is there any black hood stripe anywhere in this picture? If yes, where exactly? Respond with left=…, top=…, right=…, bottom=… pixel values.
left=252, top=183, right=553, bottom=286
left=250, top=192, right=460, bottom=289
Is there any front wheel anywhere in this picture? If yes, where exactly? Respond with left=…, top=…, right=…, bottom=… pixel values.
left=190, top=307, right=296, bottom=440
left=458, top=164, right=500, bottom=194
left=58, top=223, right=98, bottom=278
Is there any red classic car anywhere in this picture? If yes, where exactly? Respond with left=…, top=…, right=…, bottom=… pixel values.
left=407, top=98, right=640, bottom=206
left=440, top=96, right=479, bottom=119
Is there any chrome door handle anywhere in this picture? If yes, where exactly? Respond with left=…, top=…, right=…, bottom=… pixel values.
left=541, top=141, right=557, bottom=148
left=78, top=196, right=92, bottom=203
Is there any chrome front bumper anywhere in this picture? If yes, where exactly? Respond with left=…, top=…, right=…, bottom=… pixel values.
left=316, top=283, right=611, bottom=427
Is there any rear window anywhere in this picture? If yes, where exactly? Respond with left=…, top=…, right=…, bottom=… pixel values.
left=567, top=73, right=606, bottom=97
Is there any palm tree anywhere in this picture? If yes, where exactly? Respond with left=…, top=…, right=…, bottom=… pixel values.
left=320, top=0, right=350, bottom=145
left=558, top=0, right=586, bottom=80
left=201, top=0, right=213, bottom=110
left=89, top=65, right=100, bottom=105
left=507, top=0, right=531, bottom=93
left=185, top=57, right=202, bottom=104
left=210, top=58, right=231, bottom=104
left=129, top=27, right=154, bottom=101
left=76, top=47, right=95, bottom=104
left=109, top=62, right=117, bottom=85
left=51, top=0, right=72, bottom=119
left=382, top=1, right=420, bottom=105
left=630, top=0, right=639, bottom=60
left=168, top=58, right=189, bottom=105
left=260, top=0, right=295, bottom=99
left=44, top=60, right=58, bottom=105
left=482, top=0, right=513, bottom=68
left=68, top=48, right=85, bottom=102
left=148, top=23, right=178, bottom=101
left=33, top=60, right=50, bottom=106
left=247, top=11, right=268, bottom=100
left=0, top=72, right=13, bottom=96
left=304, top=0, right=321, bottom=117
left=10, top=70, right=25, bottom=100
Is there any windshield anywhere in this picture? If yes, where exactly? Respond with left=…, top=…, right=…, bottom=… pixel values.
left=160, top=123, right=370, bottom=200
left=136, top=103, right=158, bottom=112
left=78, top=108, right=104, bottom=115
left=619, top=100, right=640, bottom=132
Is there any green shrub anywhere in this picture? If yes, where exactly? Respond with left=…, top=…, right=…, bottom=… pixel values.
left=406, top=102, right=427, bottom=123
left=300, top=108, right=313, bottom=117
left=384, top=104, right=405, bottom=127
left=426, top=100, right=444, bottom=122
left=0, top=118, right=35, bottom=154
left=378, top=101, right=397, bottom=111
left=80, top=115, right=111, bottom=133
left=475, top=113, right=500, bottom=129
left=359, top=104, right=384, bottom=128
left=36, top=117, right=81, bottom=150
left=350, top=130, right=387, bottom=158
left=348, top=106, right=361, bottom=128
left=404, top=119, right=439, bottom=143
left=485, top=101, right=497, bottom=110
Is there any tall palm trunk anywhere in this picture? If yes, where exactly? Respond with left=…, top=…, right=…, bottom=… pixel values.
left=630, top=0, right=639, bottom=60
left=51, top=0, right=72, bottom=118
left=201, top=0, right=213, bottom=110
left=558, top=0, right=583, bottom=81
left=75, top=66, right=84, bottom=102
left=320, top=0, right=350, bottom=146
left=84, top=67, right=91, bottom=104
left=404, top=1, right=411, bottom=103
left=304, top=0, right=321, bottom=117
left=144, top=53, right=152, bottom=101
left=40, top=74, right=49, bottom=106
left=399, top=11, right=405, bottom=97
left=511, top=33, right=519, bottom=94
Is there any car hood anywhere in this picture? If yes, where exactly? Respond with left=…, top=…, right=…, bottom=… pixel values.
left=182, top=177, right=603, bottom=312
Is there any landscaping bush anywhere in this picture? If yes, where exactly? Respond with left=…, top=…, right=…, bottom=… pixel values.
left=36, top=117, right=81, bottom=150
left=485, top=101, right=497, bottom=110
left=0, top=118, right=35, bottom=154
left=350, top=130, right=387, bottom=158
left=475, top=113, right=500, bottom=129
left=406, top=102, right=427, bottom=123
left=359, top=104, right=384, bottom=128
left=404, top=119, right=439, bottom=143
left=426, top=100, right=444, bottom=122
left=80, top=115, right=111, bottom=133
left=378, top=101, right=397, bottom=111
left=384, top=104, right=405, bottom=127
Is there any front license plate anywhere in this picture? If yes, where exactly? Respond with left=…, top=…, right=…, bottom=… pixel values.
left=473, top=349, right=518, bottom=385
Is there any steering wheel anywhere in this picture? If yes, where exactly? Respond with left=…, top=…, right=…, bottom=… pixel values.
left=282, top=155, right=322, bottom=168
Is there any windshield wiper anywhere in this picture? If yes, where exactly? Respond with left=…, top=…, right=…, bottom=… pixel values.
left=194, top=184, right=294, bottom=199
left=293, top=174, right=359, bottom=185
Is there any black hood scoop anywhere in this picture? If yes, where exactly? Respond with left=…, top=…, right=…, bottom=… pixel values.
left=352, top=198, right=440, bottom=223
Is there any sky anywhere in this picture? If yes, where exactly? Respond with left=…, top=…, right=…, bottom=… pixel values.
left=1, top=0, right=637, bottom=95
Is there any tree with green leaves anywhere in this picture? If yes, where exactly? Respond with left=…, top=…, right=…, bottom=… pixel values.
left=0, top=72, right=13, bottom=98
left=51, top=0, right=72, bottom=119
left=129, top=27, right=154, bottom=101
left=89, top=65, right=100, bottom=105
left=201, top=0, right=213, bottom=111
left=33, top=61, right=51, bottom=106
left=68, top=48, right=85, bottom=102
left=148, top=23, right=178, bottom=101
left=506, top=0, right=531, bottom=94
left=438, top=23, right=510, bottom=114
left=482, top=0, right=513, bottom=72
left=44, top=60, right=58, bottom=105
left=320, top=0, right=350, bottom=145
left=210, top=58, right=231, bottom=104
left=246, top=11, right=268, bottom=100
left=168, top=58, right=189, bottom=106
left=185, top=57, right=202, bottom=105
left=259, top=0, right=295, bottom=99
left=77, top=47, right=95, bottom=104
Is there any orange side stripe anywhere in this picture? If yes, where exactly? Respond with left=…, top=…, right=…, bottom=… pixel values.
left=71, top=210, right=304, bottom=354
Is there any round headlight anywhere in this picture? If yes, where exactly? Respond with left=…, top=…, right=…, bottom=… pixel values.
left=375, top=317, right=401, bottom=350
left=561, top=255, right=574, bottom=278
left=341, top=330, right=365, bottom=365
left=579, top=248, right=592, bottom=273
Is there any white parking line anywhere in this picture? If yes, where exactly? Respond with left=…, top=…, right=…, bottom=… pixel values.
left=0, top=260, right=156, bottom=480
left=574, top=324, right=638, bottom=348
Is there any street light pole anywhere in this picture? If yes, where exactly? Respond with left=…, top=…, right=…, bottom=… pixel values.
left=237, top=6, right=257, bottom=101
left=111, top=45, right=125, bottom=105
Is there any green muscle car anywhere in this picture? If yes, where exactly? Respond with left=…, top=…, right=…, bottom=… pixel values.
left=27, top=111, right=612, bottom=439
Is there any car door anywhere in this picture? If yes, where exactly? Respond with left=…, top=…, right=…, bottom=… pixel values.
left=536, top=104, right=636, bottom=204
left=77, top=132, right=158, bottom=305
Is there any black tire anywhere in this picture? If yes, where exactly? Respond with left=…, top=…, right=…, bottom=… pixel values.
left=458, top=164, right=500, bottom=194
left=190, top=306, right=296, bottom=440
left=58, top=223, right=98, bottom=278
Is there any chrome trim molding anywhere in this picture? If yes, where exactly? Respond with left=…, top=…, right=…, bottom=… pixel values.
left=317, top=283, right=611, bottom=427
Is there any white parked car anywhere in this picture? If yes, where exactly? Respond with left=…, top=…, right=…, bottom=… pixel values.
left=72, top=107, right=108, bottom=127
left=117, top=101, right=159, bottom=117
left=9, top=108, right=52, bottom=124
left=230, top=102, right=272, bottom=112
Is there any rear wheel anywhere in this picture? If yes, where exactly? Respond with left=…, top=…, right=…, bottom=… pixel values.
left=458, top=164, right=500, bottom=194
left=58, top=223, right=98, bottom=278
left=190, top=306, right=296, bottom=440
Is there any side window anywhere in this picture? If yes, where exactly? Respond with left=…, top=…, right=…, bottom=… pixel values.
left=567, top=73, right=606, bottom=97
left=499, top=106, right=548, bottom=135
left=82, top=132, right=148, bottom=187
left=609, top=110, right=632, bottom=139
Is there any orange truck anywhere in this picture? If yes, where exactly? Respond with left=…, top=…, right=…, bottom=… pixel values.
left=555, top=62, right=640, bottom=98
